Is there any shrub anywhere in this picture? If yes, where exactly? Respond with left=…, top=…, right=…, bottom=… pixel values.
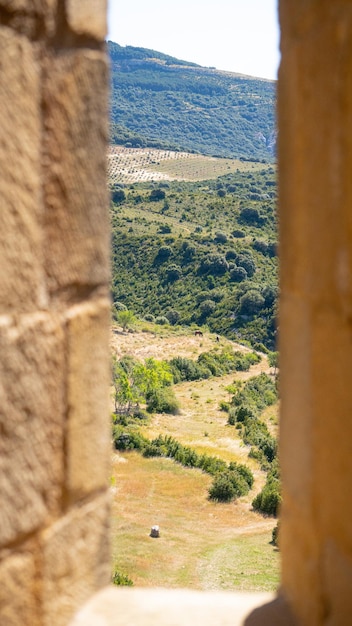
left=166, top=264, right=182, bottom=281
left=111, top=188, right=126, bottom=204
left=239, top=207, right=262, bottom=225
left=199, top=254, right=229, bottom=276
left=230, top=267, right=247, bottom=282
left=208, top=474, right=236, bottom=502
left=146, top=387, right=180, bottom=414
left=252, top=478, right=281, bottom=516
left=199, top=299, right=216, bottom=318
left=113, top=428, right=149, bottom=452
left=144, top=313, right=155, bottom=322
left=158, top=224, right=172, bottom=234
left=237, top=253, right=256, bottom=277
left=214, top=231, right=228, bottom=243
left=112, top=570, right=133, bottom=586
left=209, top=465, right=253, bottom=502
left=156, top=245, right=172, bottom=261
left=155, top=316, right=169, bottom=325
left=150, top=188, right=166, bottom=201
left=252, top=239, right=269, bottom=255
left=239, top=290, right=265, bottom=315
left=166, top=309, right=180, bottom=325
left=232, top=229, right=246, bottom=238
left=225, top=249, right=238, bottom=261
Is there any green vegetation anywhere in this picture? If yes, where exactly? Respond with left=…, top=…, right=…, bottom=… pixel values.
left=108, top=42, right=276, bottom=161
left=112, top=355, right=178, bottom=415
left=111, top=167, right=278, bottom=350
left=113, top=427, right=254, bottom=504
left=112, top=570, right=134, bottom=586
left=225, top=372, right=281, bottom=516
left=169, top=349, right=260, bottom=382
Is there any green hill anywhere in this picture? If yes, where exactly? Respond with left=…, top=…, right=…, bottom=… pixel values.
left=108, top=41, right=277, bottom=161
left=111, top=166, right=278, bottom=350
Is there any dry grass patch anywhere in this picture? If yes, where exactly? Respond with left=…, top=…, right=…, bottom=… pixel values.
left=111, top=329, right=278, bottom=590
left=111, top=452, right=278, bottom=590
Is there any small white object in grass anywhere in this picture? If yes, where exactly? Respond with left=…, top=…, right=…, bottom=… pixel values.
left=150, top=525, right=160, bottom=538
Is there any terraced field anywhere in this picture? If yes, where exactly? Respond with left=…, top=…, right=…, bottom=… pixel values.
left=108, top=146, right=270, bottom=184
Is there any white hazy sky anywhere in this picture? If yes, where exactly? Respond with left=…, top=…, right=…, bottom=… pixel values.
left=107, top=0, right=280, bottom=80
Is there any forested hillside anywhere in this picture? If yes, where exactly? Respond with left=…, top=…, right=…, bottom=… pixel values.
left=108, top=41, right=276, bottom=161
left=111, top=165, right=278, bottom=350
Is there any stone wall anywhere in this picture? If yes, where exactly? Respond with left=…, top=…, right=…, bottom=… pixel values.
left=0, top=2, right=111, bottom=625
left=278, top=2, right=352, bottom=624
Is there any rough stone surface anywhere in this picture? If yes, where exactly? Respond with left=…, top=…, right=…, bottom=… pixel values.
left=66, top=0, right=107, bottom=40
left=279, top=1, right=352, bottom=623
left=66, top=299, right=111, bottom=500
left=40, top=493, right=111, bottom=626
left=43, top=49, right=110, bottom=295
left=69, top=588, right=272, bottom=626
left=0, top=1, right=57, bottom=37
left=69, top=588, right=296, bottom=626
left=0, top=313, right=65, bottom=547
left=0, top=553, right=38, bottom=626
left=0, top=28, right=45, bottom=313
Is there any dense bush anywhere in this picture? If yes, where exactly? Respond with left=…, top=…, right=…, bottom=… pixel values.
left=113, top=427, right=149, bottom=451
left=165, top=309, right=180, bottom=325
left=252, top=473, right=281, bottom=516
left=209, top=464, right=253, bottom=502
left=199, top=299, right=216, bottom=317
left=169, top=349, right=260, bottom=384
left=155, top=315, right=169, bottom=325
left=239, top=207, right=262, bottom=225
left=111, top=188, right=126, bottom=204
left=112, top=570, right=134, bottom=586
left=150, top=188, right=166, bottom=201
left=239, top=290, right=265, bottom=315
left=146, top=387, right=180, bottom=414
left=230, top=267, right=247, bottom=282
left=199, top=254, right=229, bottom=276
left=166, top=264, right=182, bottom=281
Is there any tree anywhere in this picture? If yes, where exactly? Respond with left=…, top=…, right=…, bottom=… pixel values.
left=166, top=264, right=182, bottom=282
left=166, top=309, right=180, bottom=325
left=149, top=188, right=166, bottom=201
left=239, top=290, right=265, bottom=315
left=111, top=188, right=126, bottom=203
left=112, top=357, right=174, bottom=415
left=230, top=267, right=247, bottom=282
left=268, top=351, right=279, bottom=375
left=199, top=299, right=216, bottom=318
left=116, top=309, right=136, bottom=331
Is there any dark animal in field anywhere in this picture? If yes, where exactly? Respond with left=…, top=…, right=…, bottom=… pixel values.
left=194, top=330, right=203, bottom=337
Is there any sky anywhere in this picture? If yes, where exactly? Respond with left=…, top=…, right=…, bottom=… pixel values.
left=107, top=0, right=280, bottom=80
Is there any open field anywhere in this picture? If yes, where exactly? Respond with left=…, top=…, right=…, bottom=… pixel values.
left=108, top=146, right=270, bottom=184
left=111, top=328, right=279, bottom=590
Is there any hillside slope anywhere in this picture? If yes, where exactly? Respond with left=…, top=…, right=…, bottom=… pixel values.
left=111, top=167, right=278, bottom=349
left=108, top=41, right=277, bottom=161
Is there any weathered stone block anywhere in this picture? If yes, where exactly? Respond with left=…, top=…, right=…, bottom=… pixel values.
left=0, top=553, right=38, bottom=626
left=43, top=49, right=110, bottom=295
left=0, top=1, right=57, bottom=36
left=66, top=0, right=107, bottom=40
left=40, top=493, right=110, bottom=626
left=0, top=28, right=45, bottom=313
left=0, top=313, right=65, bottom=547
left=66, top=299, right=111, bottom=500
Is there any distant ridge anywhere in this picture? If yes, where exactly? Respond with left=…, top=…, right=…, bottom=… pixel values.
left=108, top=41, right=277, bottom=161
